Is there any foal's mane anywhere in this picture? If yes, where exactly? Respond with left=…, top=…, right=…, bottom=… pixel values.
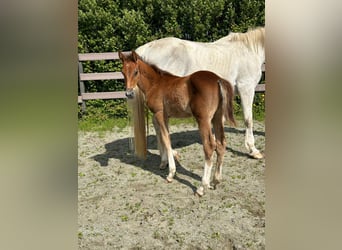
left=150, top=63, right=175, bottom=77
left=139, top=58, right=176, bottom=77
left=130, top=50, right=175, bottom=77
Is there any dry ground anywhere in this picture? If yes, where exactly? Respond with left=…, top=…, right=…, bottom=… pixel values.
left=78, top=120, right=265, bottom=249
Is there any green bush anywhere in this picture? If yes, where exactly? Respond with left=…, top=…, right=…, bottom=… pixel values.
left=78, top=99, right=127, bottom=120
left=78, top=0, right=265, bottom=126
left=233, top=92, right=265, bottom=122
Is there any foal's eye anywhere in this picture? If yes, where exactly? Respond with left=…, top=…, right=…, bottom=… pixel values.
left=133, top=69, right=138, bottom=76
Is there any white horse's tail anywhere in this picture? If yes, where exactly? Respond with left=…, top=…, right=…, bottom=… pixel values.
left=127, top=87, right=147, bottom=159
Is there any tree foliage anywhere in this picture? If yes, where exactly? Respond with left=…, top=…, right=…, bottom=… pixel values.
left=79, top=0, right=264, bottom=52
left=78, top=0, right=265, bottom=120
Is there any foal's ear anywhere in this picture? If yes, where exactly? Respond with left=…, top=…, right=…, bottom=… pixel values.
left=132, top=50, right=140, bottom=62
left=118, top=51, right=125, bottom=61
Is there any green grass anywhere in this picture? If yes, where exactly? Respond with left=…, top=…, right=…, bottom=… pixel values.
left=120, top=215, right=129, bottom=222
left=169, top=117, right=197, bottom=126
left=78, top=117, right=128, bottom=131
left=78, top=114, right=264, bottom=132
left=78, top=92, right=265, bottom=131
left=78, top=106, right=264, bottom=132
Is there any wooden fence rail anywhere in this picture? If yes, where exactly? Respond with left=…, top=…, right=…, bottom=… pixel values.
left=78, top=52, right=265, bottom=111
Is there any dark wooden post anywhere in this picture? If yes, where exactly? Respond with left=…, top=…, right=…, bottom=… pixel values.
left=78, top=62, right=86, bottom=112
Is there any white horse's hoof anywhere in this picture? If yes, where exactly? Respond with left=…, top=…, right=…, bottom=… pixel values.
left=250, top=151, right=264, bottom=159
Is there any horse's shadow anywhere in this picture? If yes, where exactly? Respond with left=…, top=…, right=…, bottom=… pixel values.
left=92, top=127, right=264, bottom=192
left=92, top=129, right=203, bottom=192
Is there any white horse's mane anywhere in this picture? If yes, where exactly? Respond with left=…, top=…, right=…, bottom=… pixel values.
left=215, top=27, right=265, bottom=53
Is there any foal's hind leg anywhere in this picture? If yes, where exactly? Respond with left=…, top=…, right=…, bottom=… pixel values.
left=212, top=117, right=227, bottom=188
left=196, top=118, right=216, bottom=196
left=153, top=116, right=179, bottom=170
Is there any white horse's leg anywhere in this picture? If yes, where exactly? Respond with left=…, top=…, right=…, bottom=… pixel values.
left=238, top=86, right=263, bottom=159
left=154, top=112, right=176, bottom=181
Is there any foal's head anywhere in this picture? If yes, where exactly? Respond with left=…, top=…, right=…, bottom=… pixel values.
left=119, top=51, right=140, bottom=99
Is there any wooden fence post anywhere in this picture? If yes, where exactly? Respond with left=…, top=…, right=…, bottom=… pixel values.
left=78, top=62, right=86, bottom=112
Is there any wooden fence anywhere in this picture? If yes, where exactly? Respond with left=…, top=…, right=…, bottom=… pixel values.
left=78, top=52, right=265, bottom=111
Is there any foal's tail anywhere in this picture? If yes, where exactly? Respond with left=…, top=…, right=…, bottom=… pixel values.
left=218, top=79, right=236, bottom=126
left=127, top=87, right=147, bottom=159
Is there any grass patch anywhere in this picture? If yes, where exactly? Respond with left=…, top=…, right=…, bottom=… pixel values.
left=169, top=117, right=197, bottom=126
left=78, top=117, right=128, bottom=132
left=78, top=114, right=264, bottom=132
left=78, top=108, right=264, bottom=132
left=78, top=93, right=264, bottom=131
left=120, top=215, right=129, bottom=222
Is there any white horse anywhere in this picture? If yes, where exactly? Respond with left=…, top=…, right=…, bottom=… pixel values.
left=136, top=27, right=265, bottom=159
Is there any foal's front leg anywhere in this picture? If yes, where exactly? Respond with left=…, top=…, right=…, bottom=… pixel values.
left=153, top=115, right=167, bottom=169
left=154, top=112, right=176, bottom=182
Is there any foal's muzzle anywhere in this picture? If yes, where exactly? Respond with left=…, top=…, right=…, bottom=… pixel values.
left=125, top=89, right=135, bottom=99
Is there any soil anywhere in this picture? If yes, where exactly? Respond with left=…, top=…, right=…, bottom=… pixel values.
left=78, top=120, right=265, bottom=249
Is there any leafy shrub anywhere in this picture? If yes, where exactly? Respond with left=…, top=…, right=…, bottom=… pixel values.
left=78, top=0, right=265, bottom=124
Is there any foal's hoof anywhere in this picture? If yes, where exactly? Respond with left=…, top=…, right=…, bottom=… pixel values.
left=173, top=150, right=180, bottom=161
left=211, top=179, right=221, bottom=190
left=166, top=176, right=173, bottom=183
left=250, top=151, right=264, bottom=159
left=195, top=187, right=204, bottom=197
left=159, top=163, right=168, bottom=170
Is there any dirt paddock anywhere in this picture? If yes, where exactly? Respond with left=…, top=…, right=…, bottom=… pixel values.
left=78, top=120, right=265, bottom=249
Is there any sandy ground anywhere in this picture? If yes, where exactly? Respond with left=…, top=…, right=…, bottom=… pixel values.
left=78, top=120, right=265, bottom=249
